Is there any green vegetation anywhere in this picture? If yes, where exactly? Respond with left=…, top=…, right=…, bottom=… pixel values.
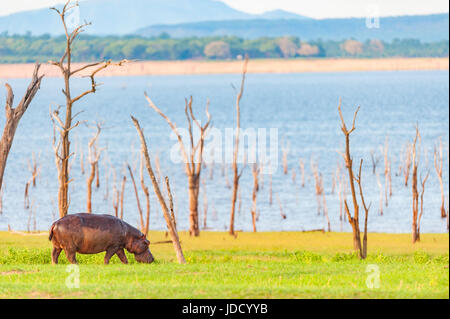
left=0, top=231, right=448, bottom=298
left=0, top=33, right=448, bottom=63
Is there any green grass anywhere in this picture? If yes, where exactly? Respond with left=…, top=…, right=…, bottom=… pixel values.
left=0, top=231, right=448, bottom=298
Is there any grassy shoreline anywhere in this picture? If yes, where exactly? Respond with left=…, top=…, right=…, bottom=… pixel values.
left=0, top=57, right=448, bottom=79
left=0, top=231, right=448, bottom=298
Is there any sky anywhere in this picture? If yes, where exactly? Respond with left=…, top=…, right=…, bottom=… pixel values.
left=0, top=0, right=448, bottom=18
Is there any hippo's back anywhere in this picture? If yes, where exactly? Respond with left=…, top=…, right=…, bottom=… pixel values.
left=50, top=213, right=128, bottom=254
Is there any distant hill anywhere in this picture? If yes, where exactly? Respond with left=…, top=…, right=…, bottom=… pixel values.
left=136, top=13, right=449, bottom=42
left=0, top=0, right=309, bottom=36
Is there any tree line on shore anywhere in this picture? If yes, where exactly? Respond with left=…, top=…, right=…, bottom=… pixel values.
left=0, top=32, right=448, bottom=63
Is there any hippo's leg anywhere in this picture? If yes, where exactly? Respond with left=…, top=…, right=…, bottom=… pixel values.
left=116, top=249, right=128, bottom=264
left=104, top=247, right=119, bottom=264
left=65, top=249, right=78, bottom=264
left=52, top=247, right=62, bottom=264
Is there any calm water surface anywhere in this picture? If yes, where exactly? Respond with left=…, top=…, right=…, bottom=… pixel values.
left=0, top=70, right=448, bottom=233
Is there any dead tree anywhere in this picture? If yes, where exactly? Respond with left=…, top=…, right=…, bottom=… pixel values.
left=404, top=143, right=412, bottom=187
left=275, top=194, right=287, bottom=219
left=127, top=164, right=146, bottom=235
left=145, top=95, right=211, bottom=237
left=79, top=136, right=85, bottom=175
left=355, top=159, right=370, bottom=259
left=338, top=100, right=369, bottom=259
left=131, top=116, right=186, bottom=264
left=27, top=152, right=40, bottom=187
left=49, top=1, right=126, bottom=217
left=269, top=171, right=273, bottom=205
left=375, top=170, right=384, bottom=215
left=411, top=126, right=421, bottom=243
left=299, top=158, right=305, bottom=187
left=322, top=183, right=331, bottom=232
left=417, top=170, right=430, bottom=242
left=250, top=164, right=260, bottom=232
left=201, top=178, right=208, bottom=229
left=310, top=159, right=323, bottom=215
left=86, top=123, right=102, bottom=213
left=434, top=138, right=447, bottom=218
left=281, top=141, right=290, bottom=175
left=110, top=165, right=119, bottom=217
left=24, top=180, right=31, bottom=209
left=0, top=63, right=43, bottom=191
left=370, top=150, right=380, bottom=175
left=139, top=151, right=151, bottom=236
left=336, top=164, right=344, bottom=221
left=229, top=56, right=248, bottom=236
left=383, top=136, right=392, bottom=205
left=119, top=173, right=126, bottom=220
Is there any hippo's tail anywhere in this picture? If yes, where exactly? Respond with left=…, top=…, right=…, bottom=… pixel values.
left=48, top=224, right=55, bottom=241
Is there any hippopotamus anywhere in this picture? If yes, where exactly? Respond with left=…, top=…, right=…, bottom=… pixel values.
left=49, top=213, right=154, bottom=264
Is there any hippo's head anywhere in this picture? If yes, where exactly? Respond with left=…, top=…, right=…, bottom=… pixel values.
left=128, top=234, right=154, bottom=263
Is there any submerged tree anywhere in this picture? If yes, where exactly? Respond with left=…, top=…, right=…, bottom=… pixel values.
left=145, top=95, right=211, bottom=236
left=86, top=123, right=103, bottom=213
left=411, top=126, right=421, bottom=243
left=49, top=0, right=126, bottom=217
left=229, top=56, right=248, bottom=236
left=434, top=137, right=447, bottom=219
left=0, top=64, right=43, bottom=191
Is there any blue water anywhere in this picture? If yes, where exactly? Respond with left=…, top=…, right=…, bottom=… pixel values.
left=0, top=70, right=448, bottom=233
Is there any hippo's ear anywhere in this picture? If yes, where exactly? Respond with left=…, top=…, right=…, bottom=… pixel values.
left=141, top=234, right=150, bottom=245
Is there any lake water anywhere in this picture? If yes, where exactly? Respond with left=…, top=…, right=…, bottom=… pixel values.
left=0, top=70, right=448, bottom=233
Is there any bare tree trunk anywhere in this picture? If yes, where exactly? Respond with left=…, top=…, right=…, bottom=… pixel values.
left=311, top=160, right=323, bottom=215
left=145, top=94, right=210, bottom=237
left=28, top=152, right=40, bottom=187
left=276, top=194, right=287, bottom=219
left=355, top=159, right=370, bottom=259
left=411, top=127, right=420, bottom=243
left=202, top=178, right=208, bottom=229
left=140, top=151, right=150, bottom=237
left=49, top=1, right=126, bottom=218
left=269, top=172, right=273, bottom=205
left=282, top=142, right=289, bottom=175
left=384, top=136, right=391, bottom=206
left=404, top=144, right=412, bottom=187
left=434, top=138, right=447, bottom=218
left=370, top=150, right=380, bottom=175
left=251, top=164, right=260, bottom=232
left=87, top=162, right=95, bottom=213
left=338, top=100, right=366, bottom=257
left=128, top=164, right=145, bottom=234
left=86, top=123, right=102, bottom=213
left=376, top=171, right=383, bottom=215
left=0, top=64, right=43, bottom=191
left=188, top=174, right=200, bottom=236
left=119, top=175, right=126, bottom=219
left=299, top=158, right=305, bottom=187
left=229, top=56, right=248, bottom=236
left=131, top=116, right=186, bottom=264
left=417, top=170, right=430, bottom=242
left=95, top=162, right=100, bottom=188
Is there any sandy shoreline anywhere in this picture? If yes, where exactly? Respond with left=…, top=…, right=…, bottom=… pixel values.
left=0, top=57, right=448, bottom=79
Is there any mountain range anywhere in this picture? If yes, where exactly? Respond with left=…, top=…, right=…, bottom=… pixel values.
left=0, top=0, right=448, bottom=42
left=137, top=13, right=449, bottom=42
left=0, top=0, right=309, bottom=36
